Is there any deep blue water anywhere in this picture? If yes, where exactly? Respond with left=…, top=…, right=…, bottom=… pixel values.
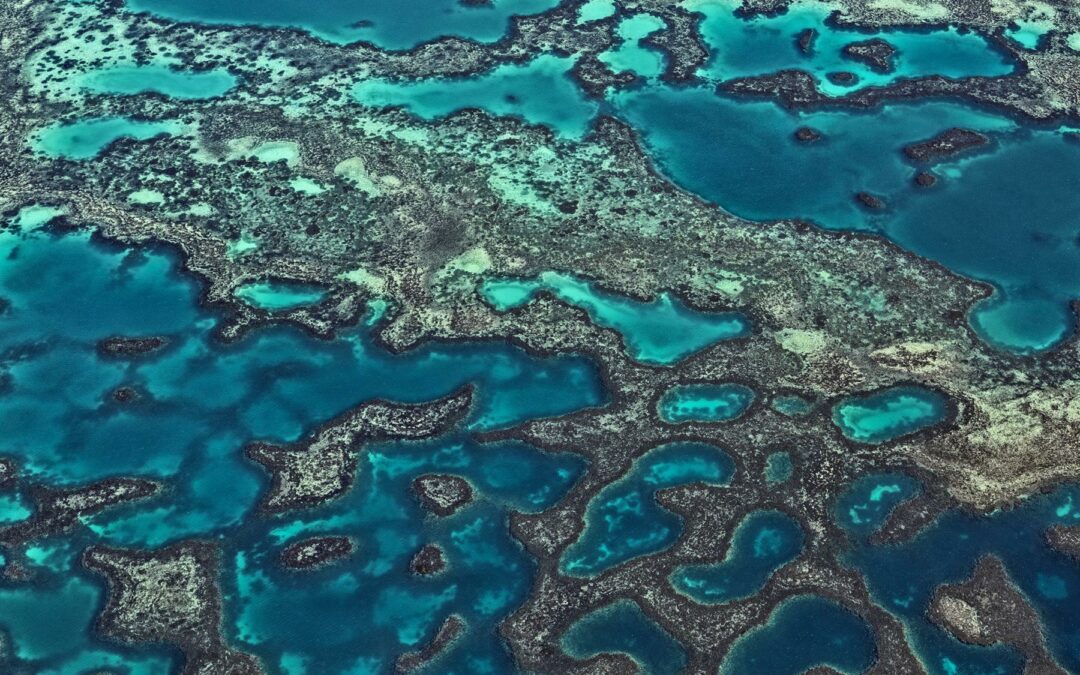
left=718, top=594, right=876, bottom=674
left=845, top=482, right=1080, bottom=675
left=0, top=213, right=603, bottom=671
left=560, top=598, right=687, bottom=674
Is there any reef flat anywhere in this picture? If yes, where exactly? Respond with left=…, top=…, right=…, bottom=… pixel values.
left=1, top=0, right=1079, bottom=672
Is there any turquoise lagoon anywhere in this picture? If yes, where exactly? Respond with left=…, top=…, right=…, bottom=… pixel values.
left=234, top=280, right=328, bottom=311
left=836, top=472, right=921, bottom=535
left=692, top=0, right=1013, bottom=94
left=78, top=64, right=237, bottom=99
left=353, top=54, right=598, bottom=139
left=831, top=385, right=948, bottom=444
left=599, top=13, right=668, bottom=80
left=13, top=1, right=1080, bottom=672
left=481, top=271, right=750, bottom=365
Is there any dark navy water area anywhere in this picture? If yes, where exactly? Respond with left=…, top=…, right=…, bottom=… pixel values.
left=560, top=598, right=687, bottom=674
left=671, top=509, right=804, bottom=604
left=719, top=594, right=876, bottom=674
left=846, top=484, right=1080, bottom=675
left=0, top=212, right=604, bottom=670
left=561, top=441, right=735, bottom=577
left=614, top=89, right=1080, bottom=354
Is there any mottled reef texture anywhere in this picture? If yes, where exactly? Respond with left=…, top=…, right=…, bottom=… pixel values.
left=279, top=535, right=355, bottom=570
left=1, top=0, right=1080, bottom=671
left=82, top=541, right=262, bottom=674
left=246, top=387, right=472, bottom=511
left=929, top=556, right=1066, bottom=674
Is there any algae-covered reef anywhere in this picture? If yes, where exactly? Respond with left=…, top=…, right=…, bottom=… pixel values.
left=1, top=0, right=1080, bottom=672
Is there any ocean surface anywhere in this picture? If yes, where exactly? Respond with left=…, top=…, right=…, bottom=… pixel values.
left=7, top=0, right=1080, bottom=672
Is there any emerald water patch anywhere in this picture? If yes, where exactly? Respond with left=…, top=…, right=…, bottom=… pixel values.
left=232, top=435, right=584, bottom=671
left=560, top=599, right=687, bottom=675
left=0, top=221, right=606, bottom=670
left=481, top=271, right=750, bottom=365
left=831, top=385, right=947, bottom=444
left=561, top=442, right=734, bottom=577
left=671, top=510, right=803, bottom=604
left=770, top=394, right=814, bottom=417
left=598, top=14, right=667, bottom=80
left=764, top=452, right=794, bottom=484
left=657, top=383, right=755, bottom=423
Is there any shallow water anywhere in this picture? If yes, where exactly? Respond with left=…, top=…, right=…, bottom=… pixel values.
left=481, top=271, right=750, bottom=365
left=599, top=13, right=667, bottom=79
left=234, top=280, right=328, bottom=311
left=121, top=0, right=556, bottom=49
left=835, top=472, right=921, bottom=534
left=350, top=11, right=1079, bottom=353
left=353, top=54, right=598, bottom=139
left=229, top=434, right=585, bottom=672
left=32, top=117, right=182, bottom=160
left=692, top=0, right=1013, bottom=94
left=561, top=442, right=735, bottom=577
left=77, top=64, right=237, bottom=99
